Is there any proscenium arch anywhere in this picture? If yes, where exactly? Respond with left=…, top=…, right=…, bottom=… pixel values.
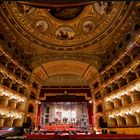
left=32, top=60, right=99, bottom=86
left=44, top=74, right=88, bottom=86
left=33, top=60, right=98, bottom=116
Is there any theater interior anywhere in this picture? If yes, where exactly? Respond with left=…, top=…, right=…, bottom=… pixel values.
left=0, top=1, right=140, bottom=139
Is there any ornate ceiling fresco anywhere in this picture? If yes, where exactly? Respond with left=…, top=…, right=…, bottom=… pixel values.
left=0, top=1, right=139, bottom=85
left=44, top=74, right=88, bottom=86
left=32, top=60, right=97, bottom=85
left=1, top=2, right=134, bottom=51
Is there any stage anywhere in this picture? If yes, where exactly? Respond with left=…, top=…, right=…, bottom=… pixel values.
left=37, top=102, right=93, bottom=132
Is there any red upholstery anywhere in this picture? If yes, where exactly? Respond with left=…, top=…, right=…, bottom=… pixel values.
left=69, top=134, right=140, bottom=139
left=24, top=134, right=140, bottom=139
left=42, top=124, right=77, bottom=131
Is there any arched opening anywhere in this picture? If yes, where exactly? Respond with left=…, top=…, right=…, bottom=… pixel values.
left=108, top=68, right=116, bottom=77
left=7, top=62, right=16, bottom=73
left=111, top=83, right=119, bottom=91
left=105, top=101, right=114, bottom=110
left=113, top=99, right=122, bottom=108
left=0, top=33, right=5, bottom=40
left=130, top=91, right=140, bottom=102
left=122, top=55, right=131, bottom=66
left=22, top=73, right=28, bottom=81
left=0, top=55, right=9, bottom=66
left=118, top=78, right=127, bottom=87
left=0, top=96, right=8, bottom=106
left=117, top=117, right=127, bottom=126
left=16, top=102, right=25, bottom=111
left=104, top=86, right=111, bottom=95
left=2, top=78, right=12, bottom=88
left=126, top=72, right=137, bottom=83
left=13, top=119, right=23, bottom=127
left=126, top=115, right=137, bottom=126
left=121, top=95, right=132, bottom=106
left=28, top=104, right=34, bottom=113
left=110, top=118, right=117, bottom=126
left=102, top=73, right=109, bottom=82
left=32, top=82, right=38, bottom=89
left=26, top=117, right=32, bottom=127
left=3, top=118, right=13, bottom=127
left=97, top=104, right=103, bottom=113
left=33, top=60, right=97, bottom=130
left=8, top=99, right=17, bottom=108
left=115, top=62, right=123, bottom=72
left=19, top=87, right=26, bottom=95
left=92, top=81, right=99, bottom=89
left=15, top=68, right=22, bottom=78
left=95, top=92, right=101, bottom=100
left=131, top=47, right=140, bottom=59
left=11, top=82, right=20, bottom=92
left=30, top=92, right=37, bottom=100
left=99, top=116, right=106, bottom=128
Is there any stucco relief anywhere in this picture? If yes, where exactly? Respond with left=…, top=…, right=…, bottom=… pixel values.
left=17, top=2, right=35, bottom=14
left=42, top=61, right=89, bottom=77
left=82, top=21, right=95, bottom=32
left=32, top=61, right=98, bottom=84
left=83, top=66, right=97, bottom=82
left=44, top=75, right=88, bottom=86
left=2, top=1, right=131, bottom=50
left=33, top=67, right=48, bottom=82
left=35, top=20, right=48, bottom=32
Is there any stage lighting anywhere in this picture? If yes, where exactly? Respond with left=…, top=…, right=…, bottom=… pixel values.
left=89, top=100, right=92, bottom=103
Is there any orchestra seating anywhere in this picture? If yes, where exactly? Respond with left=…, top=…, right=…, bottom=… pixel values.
left=24, top=134, right=140, bottom=140
left=42, top=124, right=77, bottom=131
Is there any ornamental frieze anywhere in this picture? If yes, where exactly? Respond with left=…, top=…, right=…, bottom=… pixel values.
left=0, top=1, right=134, bottom=51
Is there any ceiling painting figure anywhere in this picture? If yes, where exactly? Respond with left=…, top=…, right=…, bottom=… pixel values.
left=82, top=21, right=95, bottom=32
left=36, top=20, right=48, bottom=32
left=93, top=2, right=113, bottom=15
left=4, top=1, right=133, bottom=50
left=56, top=27, right=75, bottom=40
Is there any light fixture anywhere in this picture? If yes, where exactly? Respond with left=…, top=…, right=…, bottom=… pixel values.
left=0, top=108, right=24, bottom=119
left=89, top=100, right=92, bottom=104
left=0, top=86, right=26, bottom=102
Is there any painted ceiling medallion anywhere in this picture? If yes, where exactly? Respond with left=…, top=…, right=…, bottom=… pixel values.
left=93, top=2, right=113, bottom=15
left=56, top=27, right=75, bottom=40
left=82, top=21, right=95, bottom=32
left=36, top=20, right=48, bottom=32
left=4, top=1, right=131, bottom=50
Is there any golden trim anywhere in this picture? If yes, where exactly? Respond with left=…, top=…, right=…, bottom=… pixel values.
left=18, top=2, right=94, bottom=8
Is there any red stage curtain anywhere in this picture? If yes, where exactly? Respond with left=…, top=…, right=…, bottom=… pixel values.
left=36, top=103, right=42, bottom=127
left=87, top=103, right=93, bottom=126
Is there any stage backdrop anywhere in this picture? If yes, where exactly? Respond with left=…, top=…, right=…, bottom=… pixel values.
left=40, top=102, right=89, bottom=126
